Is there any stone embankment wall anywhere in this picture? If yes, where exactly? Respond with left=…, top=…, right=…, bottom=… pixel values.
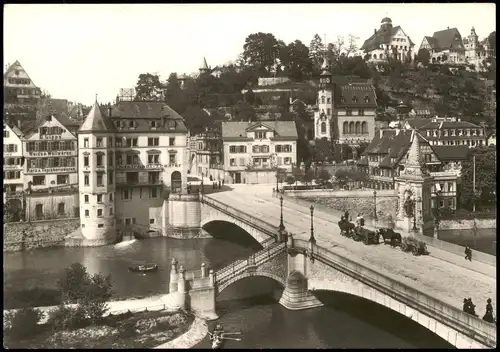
left=298, top=195, right=399, bottom=223
left=439, top=219, right=496, bottom=230
left=3, top=218, right=80, bottom=252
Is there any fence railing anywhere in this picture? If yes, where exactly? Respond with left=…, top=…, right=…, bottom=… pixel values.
left=215, top=242, right=286, bottom=285
left=202, top=196, right=278, bottom=239
left=293, top=238, right=496, bottom=347
left=184, top=236, right=279, bottom=282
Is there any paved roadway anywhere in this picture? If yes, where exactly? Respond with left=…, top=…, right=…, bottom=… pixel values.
left=206, top=184, right=496, bottom=313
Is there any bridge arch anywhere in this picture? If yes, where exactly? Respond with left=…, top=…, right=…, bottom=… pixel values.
left=217, top=271, right=286, bottom=295
left=201, top=208, right=273, bottom=244
left=306, top=277, right=487, bottom=348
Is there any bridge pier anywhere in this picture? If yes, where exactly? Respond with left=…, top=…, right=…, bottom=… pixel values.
left=167, top=193, right=202, bottom=238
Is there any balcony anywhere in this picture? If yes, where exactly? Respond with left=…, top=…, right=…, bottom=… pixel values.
left=116, top=178, right=164, bottom=187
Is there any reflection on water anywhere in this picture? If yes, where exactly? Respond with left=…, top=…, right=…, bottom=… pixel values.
left=437, top=228, right=497, bottom=256
left=3, top=237, right=258, bottom=300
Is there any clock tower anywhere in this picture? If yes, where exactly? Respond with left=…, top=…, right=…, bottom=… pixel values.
left=314, top=57, right=334, bottom=141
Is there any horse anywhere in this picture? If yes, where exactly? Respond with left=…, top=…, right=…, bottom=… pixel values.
left=377, top=228, right=402, bottom=247
left=338, top=219, right=355, bottom=237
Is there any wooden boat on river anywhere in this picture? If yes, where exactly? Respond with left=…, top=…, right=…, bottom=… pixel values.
left=128, top=263, right=158, bottom=273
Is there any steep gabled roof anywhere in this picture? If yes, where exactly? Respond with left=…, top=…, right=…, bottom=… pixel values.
left=3, top=60, right=38, bottom=88
left=431, top=28, right=465, bottom=52
left=361, top=25, right=415, bottom=52
left=221, top=121, right=298, bottom=139
left=336, top=83, right=377, bottom=108
left=431, top=145, right=470, bottom=161
left=422, top=36, right=439, bottom=50
left=79, top=101, right=117, bottom=133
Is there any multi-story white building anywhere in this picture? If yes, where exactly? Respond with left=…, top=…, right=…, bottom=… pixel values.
left=3, top=122, right=25, bottom=196
left=21, top=114, right=80, bottom=220
left=190, top=130, right=222, bottom=180
left=313, top=59, right=377, bottom=147
left=77, top=98, right=189, bottom=244
left=420, top=27, right=465, bottom=65
left=463, top=27, right=494, bottom=68
left=221, top=121, right=298, bottom=184
left=361, top=17, right=415, bottom=63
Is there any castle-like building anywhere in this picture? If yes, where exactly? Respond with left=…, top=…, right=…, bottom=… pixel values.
left=76, top=98, right=189, bottom=245
left=313, top=58, right=377, bottom=147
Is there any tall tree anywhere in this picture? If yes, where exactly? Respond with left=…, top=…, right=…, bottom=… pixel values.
left=135, top=73, right=163, bottom=101
left=487, top=31, right=496, bottom=57
left=242, top=32, right=281, bottom=76
left=165, top=73, right=186, bottom=113
left=281, top=40, right=312, bottom=81
left=415, top=48, right=431, bottom=66
left=309, top=34, right=325, bottom=76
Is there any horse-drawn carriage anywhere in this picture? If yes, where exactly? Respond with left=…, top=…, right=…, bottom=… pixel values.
left=400, top=236, right=428, bottom=256
left=338, top=219, right=378, bottom=245
left=376, top=228, right=428, bottom=256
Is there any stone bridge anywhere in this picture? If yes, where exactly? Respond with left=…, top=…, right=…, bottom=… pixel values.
left=166, top=194, right=496, bottom=349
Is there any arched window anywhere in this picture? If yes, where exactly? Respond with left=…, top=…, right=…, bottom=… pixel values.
left=349, top=122, right=355, bottom=134
left=352, top=96, right=358, bottom=103
left=380, top=53, right=384, bottom=59
left=361, top=121, right=368, bottom=134
left=343, top=122, right=348, bottom=134
left=171, top=171, right=182, bottom=194
left=321, top=122, right=327, bottom=134
left=355, top=122, right=361, bottom=134
left=364, top=95, right=370, bottom=103
left=373, top=54, right=377, bottom=59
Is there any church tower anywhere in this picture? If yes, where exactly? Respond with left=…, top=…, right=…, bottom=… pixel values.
left=395, top=130, right=434, bottom=235
left=464, top=27, right=479, bottom=62
left=199, top=57, right=210, bottom=74
left=78, top=101, right=118, bottom=246
left=314, top=57, right=334, bottom=141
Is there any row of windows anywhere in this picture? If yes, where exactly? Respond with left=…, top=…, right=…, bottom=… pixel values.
left=425, top=129, right=483, bottom=137
left=30, top=174, right=69, bottom=185
left=229, top=144, right=293, bottom=154
left=8, top=78, right=31, bottom=85
left=84, top=208, right=112, bottom=218
left=82, top=171, right=114, bottom=187
left=39, top=127, right=65, bottom=136
left=4, top=144, right=18, bottom=152
left=434, top=182, right=455, bottom=193
left=112, top=119, right=176, bottom=129
left=341, top=121, right=369, bottom=135
left=82, top=153, right=175, bottom=167
left=26, top=141, right=76, bottom=152
left=28, top=157, right=76, bottom=169
left=3, top=157, right=23, bottom=166
left=4, top=171, right=21, bottom=180
left=83, top=137, right=176, bottom=148
left=321, top=96, right=371, bottom=104
left=431, top=139, right=484, bottom=147
left=31, top=203, right=67, bottom=218
left=229, top=157, right=292, bottom=167
left=122, top=187, right=160, bottom=200
left=84, top=193, right=113, bottom=203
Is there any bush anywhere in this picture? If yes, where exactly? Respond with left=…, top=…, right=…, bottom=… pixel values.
left=4, top=307, right=44, bottom=340
left=58, top=263, right=113, bottom=324
left=58, top=263, right=91, bottom=303
left=48, top=304, right=88, bottom=331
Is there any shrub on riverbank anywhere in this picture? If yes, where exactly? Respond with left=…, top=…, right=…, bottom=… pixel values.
left=4, top=287, right=62, bottom=309
left=4, top=310, right=194, bottom=349
left=3, top=307, right=44, bottom=341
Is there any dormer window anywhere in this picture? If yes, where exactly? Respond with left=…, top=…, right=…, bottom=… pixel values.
left=150, top=120, right=157, bottom=128
left=364, top=96, right=370, bottom=103
left=340, top=96, right=345, bottom=103
left=129, top=120, right=135, bottom=128
left=352, top=96, right=358, bottom=103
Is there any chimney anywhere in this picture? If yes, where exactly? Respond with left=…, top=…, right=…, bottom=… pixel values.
left=17, top=119, right=21, bottom=129
left=374, top=28, right=377, bottom=34
left=108, top=107, right=112, bottom=118
left=116, top=95, right=119, bottom=104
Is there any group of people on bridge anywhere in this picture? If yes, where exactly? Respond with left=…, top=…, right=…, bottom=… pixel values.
left=340, top=210, right=365, bottom=229
left=463, top=297, right=495, bottom=323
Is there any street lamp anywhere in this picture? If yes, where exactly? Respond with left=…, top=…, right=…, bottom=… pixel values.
left=201, top=172, right=204, bottom=194
left=434, top=190, right=442, bottom=239
left=373, top=190, right=377, bottom=221
left=276, top=170, right=279, bottom=193
left=279, top=196, right=285, bottom=233
left=309, top=205, right=316, bottom=243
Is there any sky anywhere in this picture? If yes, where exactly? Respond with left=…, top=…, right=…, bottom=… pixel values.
left=4, top=3, right=496, bottom=105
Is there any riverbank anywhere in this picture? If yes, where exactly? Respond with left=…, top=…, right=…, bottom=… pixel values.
left=154, top=316, right=208, bottom=349
left=4, top=309, right=194, bottom=349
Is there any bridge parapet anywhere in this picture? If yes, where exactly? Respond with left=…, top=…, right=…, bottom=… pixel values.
left=289, top=238, right=496, bottom=348
left=201, top=196, right=282, bottom=242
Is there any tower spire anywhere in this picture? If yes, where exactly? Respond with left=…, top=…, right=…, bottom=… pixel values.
left=402, top=130, right=430, bottom=177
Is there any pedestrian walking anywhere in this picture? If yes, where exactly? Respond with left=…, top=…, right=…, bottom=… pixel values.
left=483, top=298, right=495, bottom=323
left=222, top=179, right=225, bottom=186
left=468, top=298, right=477, bottom=316
left=218, top=180, right=221, bottom=189
left=465, top=246, right=472, bottom=261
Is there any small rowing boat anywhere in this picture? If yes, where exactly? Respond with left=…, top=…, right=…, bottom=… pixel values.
left=208, top=331, right=241, bottom=349
left=128, top=263, right=158, bottom=273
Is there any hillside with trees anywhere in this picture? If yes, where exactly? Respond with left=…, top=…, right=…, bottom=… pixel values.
left=132, top=31, right=496, bottom=164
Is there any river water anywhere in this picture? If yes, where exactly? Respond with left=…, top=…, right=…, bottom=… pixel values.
left=3, top=225, right=453, bottom=349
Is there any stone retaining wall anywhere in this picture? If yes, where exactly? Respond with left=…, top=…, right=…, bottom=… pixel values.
left=3, top=218, right=80, bottom=252
left=439, top=219, right=496, bottom=230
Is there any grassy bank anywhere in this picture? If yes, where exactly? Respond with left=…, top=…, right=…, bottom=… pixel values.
left=4, top=310, right=194, bottom=349
left=4, top=287, right=62, bottom=310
